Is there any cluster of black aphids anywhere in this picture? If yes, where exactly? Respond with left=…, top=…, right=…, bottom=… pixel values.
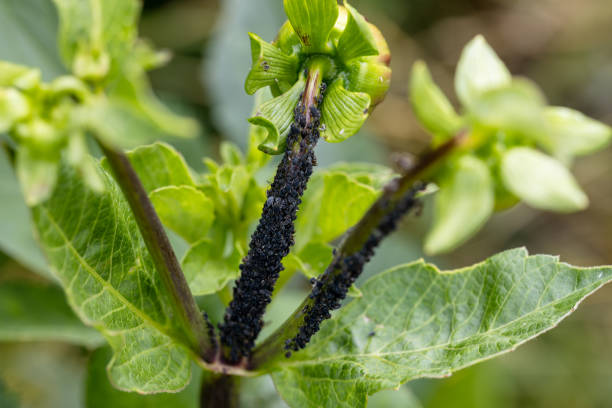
left=285, top=182, right=425, bottom=354
left=218, top=87, right=325, bottom=363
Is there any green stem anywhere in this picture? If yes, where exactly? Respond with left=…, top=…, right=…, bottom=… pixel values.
left=249, top=131, right=466, bottom=368
left=97, top=138, right=217, bottom=361
left=200, top=373, right=239, bottom=408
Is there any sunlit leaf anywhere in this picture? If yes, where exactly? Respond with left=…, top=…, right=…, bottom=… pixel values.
left=455, top=35, right=511, bottom=109
left=150, top=186, right=215, bottom=244
left=410, top=61, right=462, bottom=138
left=245, top=33, right=299, bottom=95
left=272, top=248, right=612, bottom=407
left=336, top=4, right=378, bottom=62
left=501, top=147, right=588, bottom=213
left=31, top=161, right=194, bottom=393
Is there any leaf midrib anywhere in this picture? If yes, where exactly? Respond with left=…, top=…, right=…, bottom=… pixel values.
left=40, top=205, right=178, bottom=344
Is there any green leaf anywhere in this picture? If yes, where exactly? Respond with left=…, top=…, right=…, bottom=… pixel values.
left=469, top=78, right=546, bottom=136
left=245, top=33, right=299, bottom=95
left=295, top=170, right=379, bottom=250
left=501, top=147, right=588, bottom=213
left=248, top=76, right=306, bottom=154
left=455, top=35, right=511, bottom=109
left=0, top=280, right=104, bottom=347
left=181, top=239, right=242, bottom=296
left=31, top=161, right=194, bottom=393
left=425, top=156, right=494, bottom=255
left=122, top=142, right=196, bottom=193
left=410, top=61, right=462, bottom=138
left=52, top=0, right=140, bottom=76
left=247, top=88, right=274, bottom=168
left=0, top=152, right=50, bottom=277
left=272, top=248, right=612, bottom=407
left=283, top=0, right=339, bottom=52
left=542, top=107, right=612, bottom=160
left=15, top=146, right=59, bottom=207
left=336, top=4, right=378, bottom=62
left=320, top=78, right=371, bottom=143
left=220, top=142, right=245, bottom=167
left=150, top=186, right=215, bottom=244
left=86, top=346, right=201, bottom=408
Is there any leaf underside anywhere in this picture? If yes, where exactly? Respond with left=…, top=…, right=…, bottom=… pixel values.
left=272, top=248, right=612, bottom=408
left=31, top=161, right=193, bottom=394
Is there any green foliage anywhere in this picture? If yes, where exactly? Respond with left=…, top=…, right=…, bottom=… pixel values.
left=245, top=1, right=391, bottom=153
left=271, top=248, right=612, bottom=407
left=0, top=0, right=198, bottom=206
left=31, top=161, right=194, bottom=393
left=410, top=35, right=611, bottom=254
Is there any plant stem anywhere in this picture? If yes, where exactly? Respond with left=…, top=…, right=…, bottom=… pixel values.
left=250, top=132, right=466, bottom=368
left=97, top=139, right=216, bottom=361
left=200, top=374, right=239, bottom=408
left=218, top=62, right=325, bottom=364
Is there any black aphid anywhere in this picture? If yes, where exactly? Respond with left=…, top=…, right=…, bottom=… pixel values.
left=284, top=182, right=425, bottom=353
left=219, top=100, right=323, bottom=363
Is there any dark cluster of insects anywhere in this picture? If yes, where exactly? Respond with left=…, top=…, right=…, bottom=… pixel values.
left=219, top=84, right=326, bottom=363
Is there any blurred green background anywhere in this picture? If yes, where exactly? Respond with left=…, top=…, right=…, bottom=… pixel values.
left=1, top=0, right=612, bottom=406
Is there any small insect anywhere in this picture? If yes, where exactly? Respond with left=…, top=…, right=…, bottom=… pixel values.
left=261, top=61, right=270, bottom=71
left=368, top=331, right=376, bottom=337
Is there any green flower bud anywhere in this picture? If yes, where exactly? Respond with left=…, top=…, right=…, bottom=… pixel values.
left=73, top=48, right=110, bottom=81
left=245, top=0, right=392, bottom=154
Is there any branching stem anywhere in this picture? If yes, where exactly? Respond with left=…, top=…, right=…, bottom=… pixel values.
left=250, top=132, right=466, bottom=368
left=97, top=138, right=217, bottom=361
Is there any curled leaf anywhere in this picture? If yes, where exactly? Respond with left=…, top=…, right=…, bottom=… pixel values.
left=336, top=4, right=378, bottom=62
left=245, top=33, right=299, bottom=95
left=320, top=77, right=371, bottom=143
left=248, top=76, right=306, bottom=154
left=283, top=0, right=339, bottom=52
left=501, top=147, right=588, bottom=213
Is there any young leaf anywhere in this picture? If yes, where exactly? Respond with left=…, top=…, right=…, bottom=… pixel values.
left=272, top=248, right=612, bottom=407
left=501, top=147, right=588, bottom=213
left=0, top=280, right=104, bottom=347
left=295, top=170, right=379, bottom=250
left=320, top=78, right=371, bottom=143
left=248, top=76, right=306, bottom=154
left=336, top=4, right=379, bottom=62
left=31, top=161, right=194, bottom=393
left=181, top=239, right=242, bottom=296
left=425, top=156, right=494, bottom=255
left=86, top=347, right=201, bottom=408
left=455, top=35, right=511, bottom=109
left=283, top=0, right=339, bottom=52
left=410, top=61, right=462, bottom=138
left=542, top=107, right=612, bottom=160
left=245, top=33, right=299, bottom=95
left=122, top=142, right=196, bottom=193
left=150, top=186, right=215, bottom=244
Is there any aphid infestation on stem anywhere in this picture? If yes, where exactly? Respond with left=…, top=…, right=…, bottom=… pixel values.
left=2, top=0, right=612, bottom=406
